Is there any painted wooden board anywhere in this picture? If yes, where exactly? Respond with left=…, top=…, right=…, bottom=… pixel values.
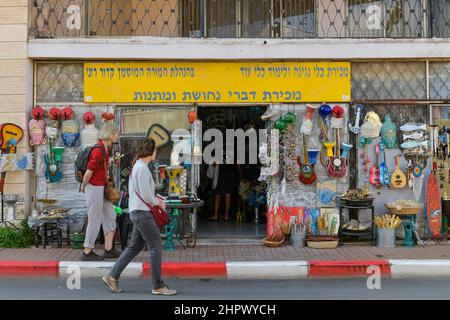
left=425, top=172, right=442, bottom=239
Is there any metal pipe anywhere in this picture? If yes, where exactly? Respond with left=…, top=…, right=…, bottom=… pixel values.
left=85, top=0, right=89, bottom=36
left=352, top=99, right=448, bottom=105
left=200, top=0, right=206, bottom=37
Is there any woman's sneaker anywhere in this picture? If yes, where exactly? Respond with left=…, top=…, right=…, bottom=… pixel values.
left=81, top=251, right=104, bottom=261
left=103, top=249, right=121, bottom=259
left=102, top=276, right=122, bottom=293
left=152, top=286, right=177, bottom=296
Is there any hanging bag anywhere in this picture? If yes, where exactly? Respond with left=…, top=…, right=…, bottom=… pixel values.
left=103, top=153, right=121, bottom=203
left=135, top=191, right=168, bottom=227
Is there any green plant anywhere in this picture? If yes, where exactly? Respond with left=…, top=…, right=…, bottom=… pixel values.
left=0, top=219, right=35, bottom=248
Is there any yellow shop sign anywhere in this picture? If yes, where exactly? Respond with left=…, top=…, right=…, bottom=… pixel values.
left=84, top=61, right=351, bottom=104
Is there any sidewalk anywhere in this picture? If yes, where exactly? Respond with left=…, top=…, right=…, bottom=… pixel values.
left=1, top=243, right=450, bottom=262
left=1, top=244, right=450, bottom=279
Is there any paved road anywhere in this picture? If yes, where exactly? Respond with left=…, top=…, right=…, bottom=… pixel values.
left=0, top=277, right=449, bottom=300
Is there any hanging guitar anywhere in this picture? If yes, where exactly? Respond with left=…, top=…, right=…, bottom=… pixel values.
left=318, top=104, right=332, bottom=167
left=297, top=134, right=317, bottom=185
left=369, top=144, right=381, bottom=188
left=0, top=123, right=24, bottom=153
left=147, top=124, right=171, bottom=149
left=44, top=139, right=63, bottom=183
left=391, top=155, right=407, bottom=189
left=379, top=142, right=390, bottom=187
left=328, top=127, right=347, bottom=178
left=0, top=123, right=24, bottom=193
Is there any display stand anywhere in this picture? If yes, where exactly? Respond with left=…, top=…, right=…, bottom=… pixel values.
left=164, top=200, right=204, bottom=250
left=338, top=202, right=375, bottom=245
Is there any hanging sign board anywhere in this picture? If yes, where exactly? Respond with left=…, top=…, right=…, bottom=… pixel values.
left=84, top=61, right=351, bottom=104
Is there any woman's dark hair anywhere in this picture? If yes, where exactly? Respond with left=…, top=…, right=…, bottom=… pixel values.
left=135, top=138, right=156, bottom=159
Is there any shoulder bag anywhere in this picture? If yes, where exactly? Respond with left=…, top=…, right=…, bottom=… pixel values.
left=135, top=191, right=169, bottom=227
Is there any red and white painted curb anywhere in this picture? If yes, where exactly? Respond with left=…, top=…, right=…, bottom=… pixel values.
left=1, top=260, right=450, bottom=278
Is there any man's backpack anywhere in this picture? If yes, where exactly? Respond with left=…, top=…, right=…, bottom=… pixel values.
left=74, top=144, right=105, bottom=183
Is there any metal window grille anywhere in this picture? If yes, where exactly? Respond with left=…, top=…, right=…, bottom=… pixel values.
left=29, top=0, right=450, bottom=39
left=429, top=62, right=450, bottom=100
left=36, top=63, right=84, bottom=103
left=351, top=62, right=427, bottom=100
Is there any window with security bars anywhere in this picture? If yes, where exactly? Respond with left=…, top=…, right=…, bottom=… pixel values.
left=36, top=63, right=84, bottom=103
left=351, top=62, right=427, bottom=100
left=29, top=0, right=450, bottom=38
left=429, top=62, right=450, bottom=100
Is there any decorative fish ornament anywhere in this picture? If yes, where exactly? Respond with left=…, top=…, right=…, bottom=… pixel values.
left=400, top=140, right=428, bottom=149
left=403, top=132, right=425, bottom=141
left=400, top=123, right=427, bottom=132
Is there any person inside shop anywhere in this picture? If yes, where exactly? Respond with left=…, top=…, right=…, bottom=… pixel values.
left=207, top=142, right=243, bottom=222
left=103, top=138, right=177, bottom=296
left=80, top=123, right=121, bottom=261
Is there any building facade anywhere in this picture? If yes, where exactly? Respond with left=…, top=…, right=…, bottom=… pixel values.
left=1, top=1, right=450, bottom=237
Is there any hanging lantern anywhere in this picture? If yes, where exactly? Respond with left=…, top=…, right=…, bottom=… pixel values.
left=81, top=112, right=100, bottom=149
left=83, top=112, right=96, bottom=125
left=319, top=104, right=332, bottom=119
left=331, top=105, right=344, bottom=118
left=283, top=112, right=296, bottom=124
left=274, top=119, right=287, bottom=131
left=188, top=110, right=197, bottom=124
left=101, top=112, right=115, bottom=123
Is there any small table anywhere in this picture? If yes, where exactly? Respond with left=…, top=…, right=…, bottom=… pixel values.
left=339, top=202, right=375, bottom=245
left=29, top=216, right=71, bottom=249
left=164, top=200, right=205, bottom=251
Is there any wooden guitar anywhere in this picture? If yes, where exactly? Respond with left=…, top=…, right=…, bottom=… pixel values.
left=369, top=144, right=381, bottom=188
left=0, top=123, right=24, bottom=194
left=0, top=123, right=24, bottom=153
left=147, top=124, right=171, bottom=148
left=328, top=128, right=346, bottom=178
left=297, top=134, right=317, bottom=185
left=379, top=143, right=390, bottom=187
left=391, top=155, right=407, bottom=189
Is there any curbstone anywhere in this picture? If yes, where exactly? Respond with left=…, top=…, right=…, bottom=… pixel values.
left=226, top=261, right=308, bottom=279
left=59, top=261, right=143, bottom=278
left=389, top=259, right=450, bottom=278
left=143, top=262, right=227, bottom=278
left=309, top=260, right=391, bottom=278
left=0, top=261, right=59, bottom=277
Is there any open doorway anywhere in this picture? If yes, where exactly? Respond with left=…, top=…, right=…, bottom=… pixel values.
left=196, top=106, right=268, bottom=239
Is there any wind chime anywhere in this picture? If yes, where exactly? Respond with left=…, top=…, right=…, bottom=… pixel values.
left=44, top=108, right=64, bottom=183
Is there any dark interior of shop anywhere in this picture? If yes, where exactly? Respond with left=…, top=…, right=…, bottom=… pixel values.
left=195, top=106, right=267, bottom=240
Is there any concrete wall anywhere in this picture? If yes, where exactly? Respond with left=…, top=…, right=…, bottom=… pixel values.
left=28, top=37, right=450, bottom=61
left=0, top=0, right=30, bottom=219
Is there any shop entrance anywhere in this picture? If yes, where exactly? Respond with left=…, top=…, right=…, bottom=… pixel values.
left=196, top=106, right=268, bottom=239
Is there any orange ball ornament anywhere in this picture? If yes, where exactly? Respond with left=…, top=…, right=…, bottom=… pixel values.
left=188, top=111, right=197, bottom=124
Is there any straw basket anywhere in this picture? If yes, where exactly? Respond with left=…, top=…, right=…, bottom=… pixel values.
left=262, top=237, right=285, bottom=247
left=385, top=204, right=422, bottom=215
left=306, top=235, right=339, bottom=249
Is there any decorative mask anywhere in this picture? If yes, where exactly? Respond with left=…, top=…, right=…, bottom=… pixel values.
left=80, top=112, right=100, bottom=149
left=29, top=105, right=46, bottom=146
left=61, top=107, right=80, bottom=147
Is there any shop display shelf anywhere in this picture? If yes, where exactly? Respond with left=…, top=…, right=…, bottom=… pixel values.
left=339, top=204, right=375, bottom=246
left=341, top=229, right=372, bottom=237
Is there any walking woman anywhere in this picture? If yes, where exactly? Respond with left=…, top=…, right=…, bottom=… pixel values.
left=81, top=123, right=120, bottom=261
left=103, top=139, right=176, bottom=296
